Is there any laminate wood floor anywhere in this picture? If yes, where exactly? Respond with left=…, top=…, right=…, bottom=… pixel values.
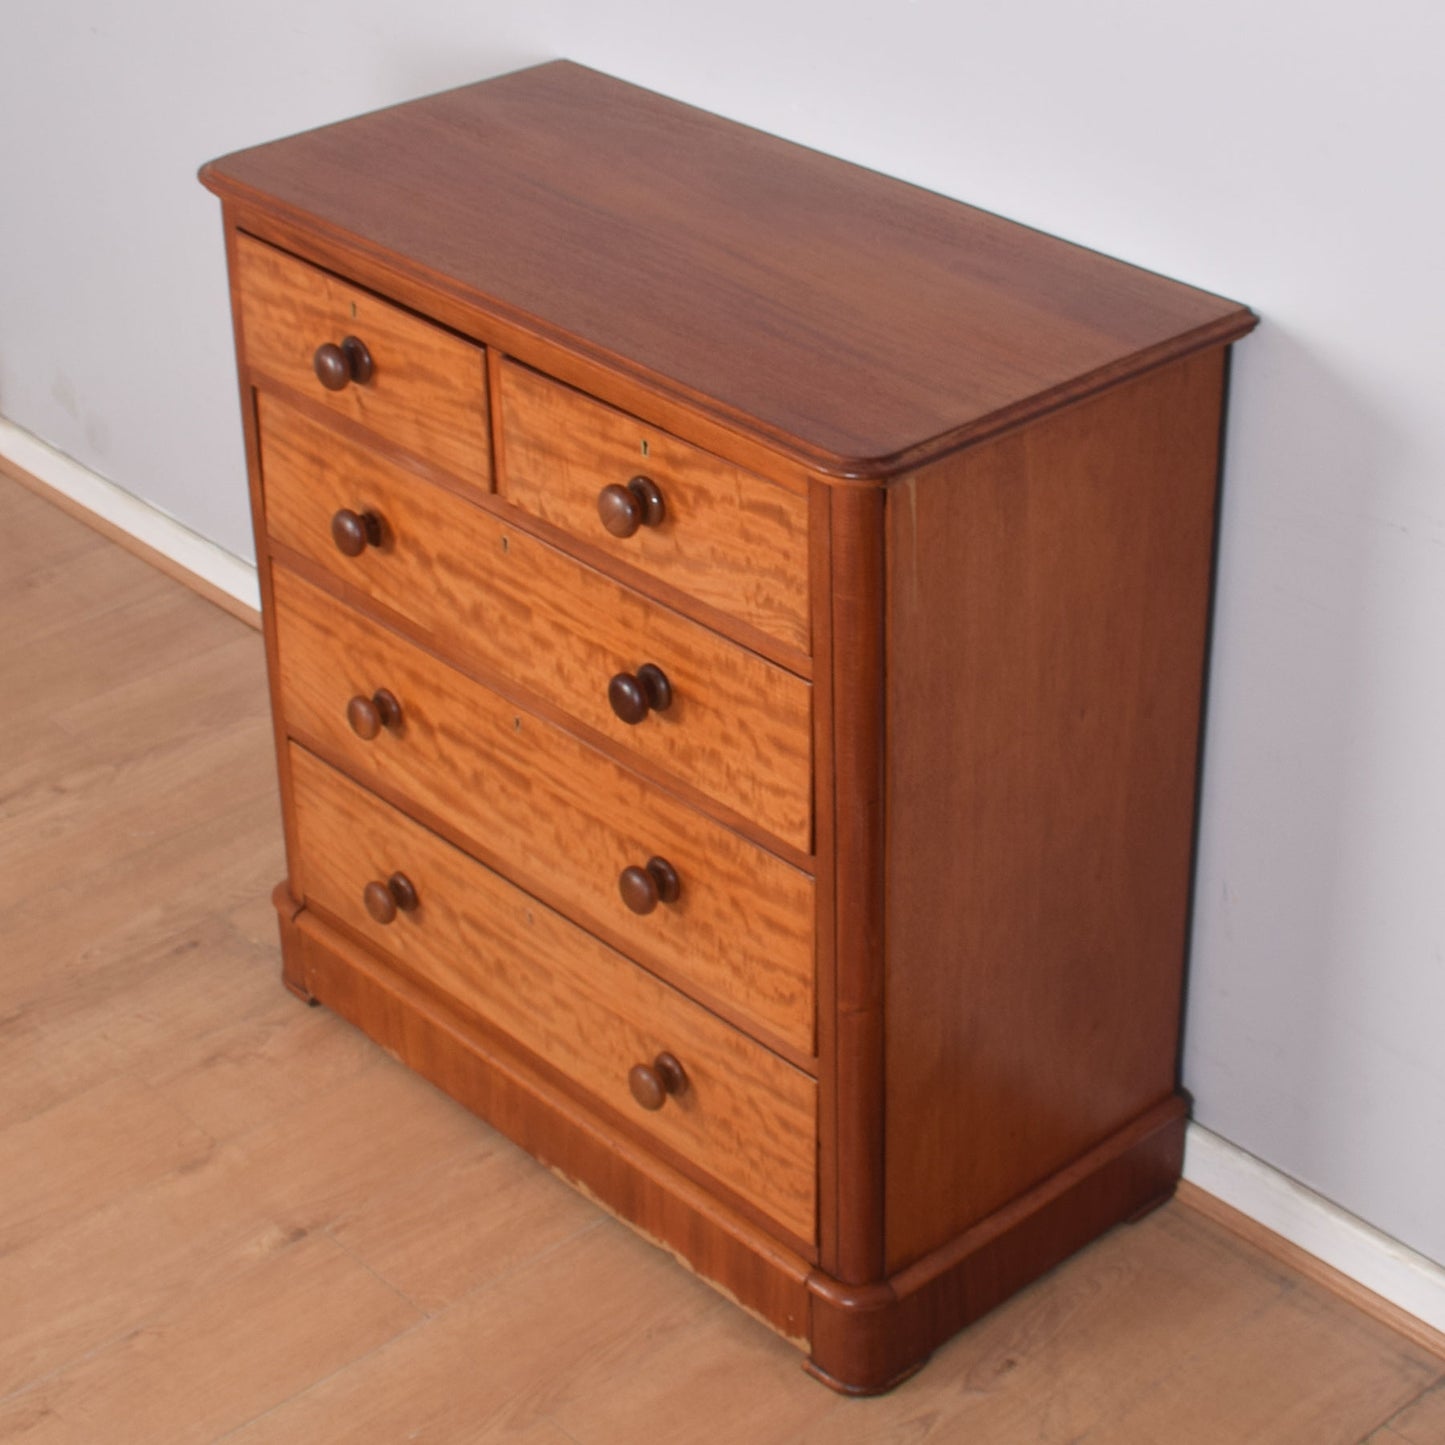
left=2, top=471, right=1442, bottom=1444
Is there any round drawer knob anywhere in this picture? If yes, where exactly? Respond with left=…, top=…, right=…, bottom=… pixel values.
left=312, top=335, right=374, bottom=391
left=628, top=1051, right=688, bottom=1111
left=597, top=476, right=665, bottom=538
left=346, top=688, right=403, bottom=740
left=362, top=871, right=419, bottom=924
left=618, top=857, right=681, bottom=915
left=330, top=508, right=384, bottom=557
left=607, top=663, right=673, bottom=724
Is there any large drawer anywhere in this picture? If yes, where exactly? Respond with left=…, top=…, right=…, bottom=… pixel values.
left=235, top=235, right=491, bottom=490
left=259, top=393, right=813, bottom=851
left=288, top=745, right=817, bottom=1242
left=499, top=360, right=810, bottom=654
left=272, top=566, right=816, bottom=1055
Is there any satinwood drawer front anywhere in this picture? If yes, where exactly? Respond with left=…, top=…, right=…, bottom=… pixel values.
left=271, top=566, right=816, bottom=1055
left=259, top=393, right=813, bottom=850
left=499, top=360, right=810, bottom=655
left=288, top=744, right=818, bottom=1242
left=235, top=235, right=491, bottom=490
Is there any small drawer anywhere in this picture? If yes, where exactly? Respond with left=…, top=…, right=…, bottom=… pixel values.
left=288, top=745, right=817, bottom=1242
left=260, top=394, right=813, bottom=851
left=235, top=235, right=491, bottom=490
left=272, top=567, right=816, bottom=1055
left=499, top=361, right=810, bottom=654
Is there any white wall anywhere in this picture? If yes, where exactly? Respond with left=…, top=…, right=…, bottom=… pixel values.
left=4, top=3, right=1442, bottom=1265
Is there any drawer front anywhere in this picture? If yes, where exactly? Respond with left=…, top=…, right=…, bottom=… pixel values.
left=272, top=567, right=816, bottom=1054
left=260, top=393, right=813, bottom=851
left=235, top=235, right=491, bottom=490
left=289, top=745, right=817, bottom=1242
left=499, top=361, right=810, bottom=654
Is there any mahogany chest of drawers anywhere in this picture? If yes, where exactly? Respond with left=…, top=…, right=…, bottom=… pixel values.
left=201, top=61, right=1255, bottom=1392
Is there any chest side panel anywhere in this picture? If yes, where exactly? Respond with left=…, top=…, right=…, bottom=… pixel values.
left=882, top=350, right=1227, bottom=1272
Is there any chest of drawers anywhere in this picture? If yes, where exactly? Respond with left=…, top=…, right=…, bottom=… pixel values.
left=201, top=61, right=1255, bottom=1392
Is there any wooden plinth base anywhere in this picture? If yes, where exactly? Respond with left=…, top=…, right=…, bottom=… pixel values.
left=275, top=890, right=1188, bottom=1394
left=804, top=1098, right=1186, bottom=1392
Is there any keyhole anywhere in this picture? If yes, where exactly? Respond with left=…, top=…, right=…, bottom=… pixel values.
left=640, top=438, right=650, bottom=458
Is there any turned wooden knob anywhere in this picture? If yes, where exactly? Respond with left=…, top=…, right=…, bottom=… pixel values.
left=330, top=508, right=383, bottom=557
left=312, top=335, right=374, bottom=391
left=597, top=476, right=665, bottom=538
left=619, top=857, right=681, bottom=915
left=607, top=663, right=673, bottom=724
left=628, top=1051, right=688, bottom=1111
left=362, top=872, right=418, bottom=924
left=346, top=688, right=403, bottom=739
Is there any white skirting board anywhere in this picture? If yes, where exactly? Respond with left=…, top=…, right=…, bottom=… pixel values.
left=5, top=416, right=1443, bottom=1341
left=0, top=417, right=260, bottom=614
left=1184, top=1123, right=1445, bottom=1335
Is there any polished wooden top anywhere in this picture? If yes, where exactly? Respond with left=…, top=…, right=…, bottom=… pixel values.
left=201, top=61, right=1254, bottom=476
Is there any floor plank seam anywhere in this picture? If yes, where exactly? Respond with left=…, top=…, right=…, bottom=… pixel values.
left=1176, top=1184, right=1445, bottom=1364
left=203, top=1302, right=444, bottom=1445
left=9, top=473, right=1445, bottom=1442
left=416, top=1208, right=612, bottom=1314
left=3, top=788, right=281, bottom=920
left=1353, top=1372, right=1445, bottom=1445
left=0, top=1320, right=154, bottom=1414
left=1067, top=1251, right=1299, bottom=1438
left=318, top=1223, right=443, bottom=1320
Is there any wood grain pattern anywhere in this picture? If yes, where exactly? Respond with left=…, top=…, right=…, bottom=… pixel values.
left=323, top=1134, right=600, bottom=1317
left=0, top=453, right=262, bottom=630
left=797, top=1203, right=1442, bottom=1444
left=224, top=211, right=313, bottom=936
left=820, top=484, right=887, bottom=1287
left=199, top=66, right=1266, bottom=1394
left=201, top=62, right=1255, bottom=475
left=227, top=197, right=830, bottom=503
left=806, top=478, right=842, bottom=1281
left=1372, top=1381, right=1445, bottom=1443
left=808, top=1097, right=1188, bottom=1393
left=0, top=1231, right=420, bottom=1445
left=287, top=899, right=818, bottom=1323
left=499, top=359, right=811, bottom=652
left=881, top=350, right=1227, bottom=1271
left=234, top=234, right=491, bottom=490
left=1177, top=1181, right=1445, bottom=1365
left=215, top=1224, right=810, bottom=1445
left=0, top=591, right=275, bottom=926
left=10, top=483, right=1442, bottom=1436
left=1087, top=1288, right=1440, bottom=1444
left=259, top=392, right=813, bottom=850
left=288, top=745, right=817, bottom=1240
left=270, top=565, right=816, bottom=1056
left=0, top=1077, right=214, bottom=1260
